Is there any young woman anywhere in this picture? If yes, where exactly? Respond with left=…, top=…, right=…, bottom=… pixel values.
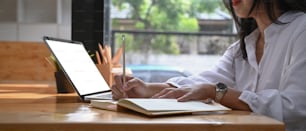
left=112, top=0, right=306, bottom=130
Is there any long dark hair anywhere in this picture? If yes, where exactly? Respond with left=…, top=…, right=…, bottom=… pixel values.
left=224, top=0, right=306, bottom=60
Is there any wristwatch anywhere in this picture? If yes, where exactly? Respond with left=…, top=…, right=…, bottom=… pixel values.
left=215, top=82, right=228, bottom=103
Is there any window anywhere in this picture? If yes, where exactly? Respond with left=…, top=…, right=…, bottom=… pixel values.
left=109, top=0, right=237, bottom=75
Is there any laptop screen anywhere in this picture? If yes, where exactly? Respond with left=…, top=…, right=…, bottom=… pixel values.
left=44, top=37, right=110, bottom=95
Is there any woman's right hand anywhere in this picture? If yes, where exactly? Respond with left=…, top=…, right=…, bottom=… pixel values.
left=111, top=74, right=149, bottom=100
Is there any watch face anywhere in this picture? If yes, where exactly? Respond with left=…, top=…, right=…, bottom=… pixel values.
left=217, top=83, right=227, bottom=90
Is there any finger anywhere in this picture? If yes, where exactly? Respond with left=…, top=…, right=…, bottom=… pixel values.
left=112, top=91, right=121, bottom=100
left=111, top=84, right=122, bottom=97
left=122, top=76, right=137, bottom=98
left=202, top=98, right=213, bottom=104
left=158, top=90, right=177, bottom=98
left=123, top=78, right=143, bottom=91
left=114, top=75, right=123, bottom=87
left=122, top=75, right=134, bottom=85
left=112, top=89, right=123, bottom=100
left=126, top=75, right=134, bottom=81
left=151, top=89, right=167, bottom=98
left=177, top=92, right=193, bottom=102
left=114, top=75, right=124, bottom=92
left=152, top=89, right=171, bottom=98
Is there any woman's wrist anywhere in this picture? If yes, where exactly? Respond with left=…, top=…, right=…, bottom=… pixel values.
left=200, top=83, right=216, bottom=100
left=208, top=84, right=217, bottom=100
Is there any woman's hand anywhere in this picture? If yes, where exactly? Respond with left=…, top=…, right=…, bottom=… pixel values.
left=152, top=83, right=215, bottom=102
left=151, top=87, right=191, bottom=99
left=111, top=74, right=149, bottom=100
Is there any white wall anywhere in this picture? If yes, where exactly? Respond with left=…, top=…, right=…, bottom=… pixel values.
left=0, top=0, right=71, bottom=42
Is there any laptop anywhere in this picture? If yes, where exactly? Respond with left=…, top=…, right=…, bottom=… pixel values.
left=43, top=36, right=112, bottom=101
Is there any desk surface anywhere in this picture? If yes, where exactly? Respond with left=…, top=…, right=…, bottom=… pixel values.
left=0, top=81, right=285, bottom=131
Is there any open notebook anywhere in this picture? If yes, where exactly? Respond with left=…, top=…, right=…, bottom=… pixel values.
left=90, top=98, right=231, bottom=116
left=43, top=36, right=112, bottom=101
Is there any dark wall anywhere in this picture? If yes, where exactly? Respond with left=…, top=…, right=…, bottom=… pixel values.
left=72, top=0, right=103, bottom=62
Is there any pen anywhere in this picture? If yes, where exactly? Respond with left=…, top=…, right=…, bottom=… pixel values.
left=122, top=35, right=126, bottom=85
left=121, top=35, right=128, bottom=98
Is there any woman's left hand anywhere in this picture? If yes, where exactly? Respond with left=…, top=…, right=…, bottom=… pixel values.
left=152, top=83, right=215, bottom=102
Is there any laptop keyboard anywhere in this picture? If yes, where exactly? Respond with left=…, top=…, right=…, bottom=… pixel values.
left=96, top=93, right=112, bottom=99
left=88, top=92, right=113, bottom=99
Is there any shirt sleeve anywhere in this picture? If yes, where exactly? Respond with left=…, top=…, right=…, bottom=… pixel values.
left=166, top=42, right=238, bottom=88
left=239, top=29, right=306, bottom=128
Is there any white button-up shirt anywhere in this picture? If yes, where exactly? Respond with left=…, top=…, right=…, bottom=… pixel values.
left=167, top=11, right=306, bottom=130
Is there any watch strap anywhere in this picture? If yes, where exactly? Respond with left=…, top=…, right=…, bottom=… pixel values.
left=215, top=82, right=228, bottom=103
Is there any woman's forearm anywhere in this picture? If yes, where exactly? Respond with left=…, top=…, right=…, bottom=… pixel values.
left=221, top=88, right=251, bottom=111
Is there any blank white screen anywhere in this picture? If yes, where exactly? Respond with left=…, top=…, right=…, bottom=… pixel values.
left=46, top=40, right=110, bottom=95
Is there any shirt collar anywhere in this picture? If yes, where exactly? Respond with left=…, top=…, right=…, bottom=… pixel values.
left=264, top=11, right=304, bottom=36
left=277, top=11, right=304, bottom=23
left=245, top=11, right=304, bottom=46
left=241, top=11, right=303, bottom=68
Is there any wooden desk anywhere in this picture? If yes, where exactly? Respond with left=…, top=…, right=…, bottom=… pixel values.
left=0, top=81, right=285, bottom=131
